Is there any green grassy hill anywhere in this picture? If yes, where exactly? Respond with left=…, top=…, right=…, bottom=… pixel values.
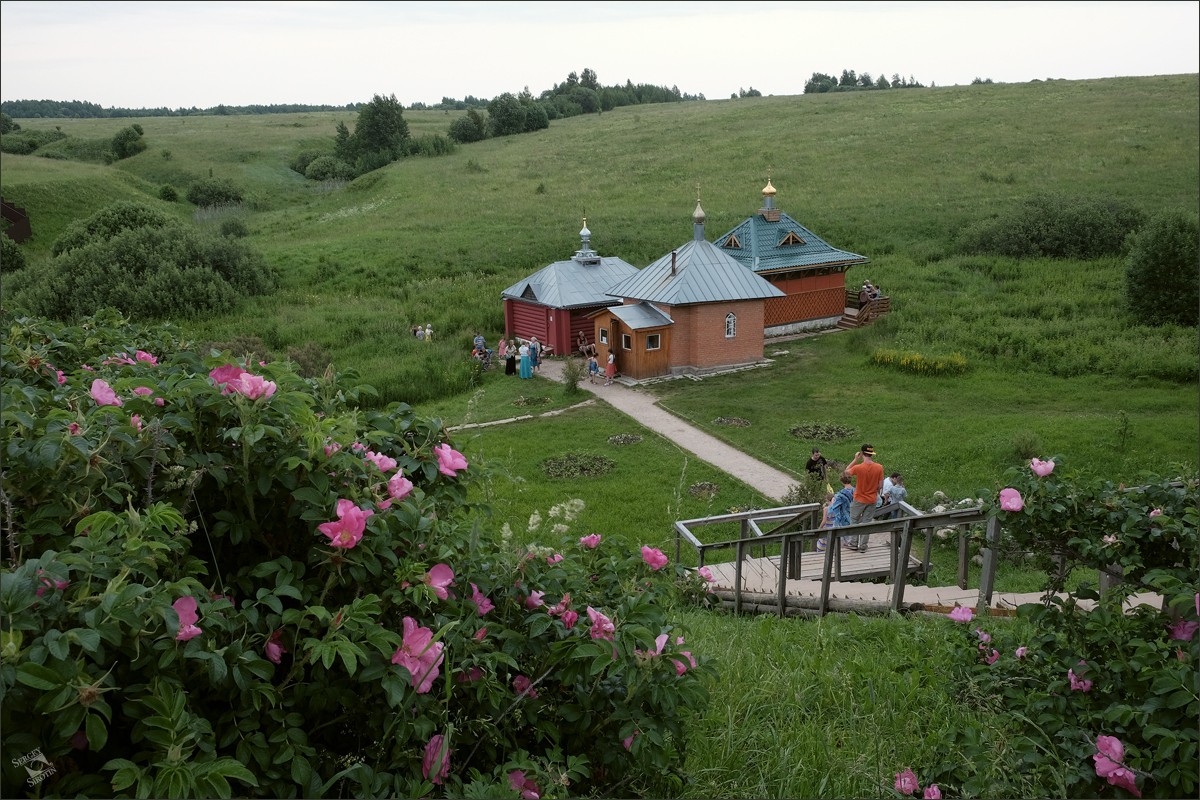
left=3, top=76, right=1197, bottom=499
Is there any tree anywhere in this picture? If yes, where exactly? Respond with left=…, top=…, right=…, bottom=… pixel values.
left=804, top=73, right=837, bottom=94
left=580, top=67, right=599, bottom=90
left=875, top=74, right=891, bottom=89
left=0, top=112, right=19, bottom=134
left=448, top=108, right=488, bottom=143
left=1124, top=210, right=1199, bottom=327
left=839, top=69, right=858, bottom=88
left=348, top=93, right=409, bottom=160
left=110, top=125, right=147, bottom=159
left=1, top=234, right=26, bottom=272
left=487, top=93, right=526, bottom=136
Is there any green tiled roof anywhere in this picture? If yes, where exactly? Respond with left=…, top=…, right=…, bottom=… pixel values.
left=714, top=211, right=868, bottom=274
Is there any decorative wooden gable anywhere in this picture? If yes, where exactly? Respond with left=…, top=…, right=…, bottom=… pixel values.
left=721, top=233, right=742, bottom=249
left=778, top=230, right=805, bottom=247
left=520, top=284, right=538, bottom=301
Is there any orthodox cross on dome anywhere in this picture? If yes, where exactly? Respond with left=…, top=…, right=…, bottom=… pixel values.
left=692, top=183, right=706, bottom=241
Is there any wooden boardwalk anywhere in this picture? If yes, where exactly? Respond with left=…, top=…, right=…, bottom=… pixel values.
left=702, top=553, right=1163, bottom=616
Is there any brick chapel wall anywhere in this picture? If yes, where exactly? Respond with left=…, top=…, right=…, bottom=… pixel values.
left=663, top=300, right=765, bottom=370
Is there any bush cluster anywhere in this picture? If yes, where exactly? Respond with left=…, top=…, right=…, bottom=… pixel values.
left=186, top=178, right=245, bottom=208
left=788, top=422, right=856, bottom=441
left=1124, top=210, right=1199, bottom=328
left=8, top=202, right=275, bottom=322
left=957, top=194, right=1144, bottom=260
left=1, top=311, right=715, bottom=798
left=871, top=348, right=968, bottom=376
left=541, top=453, right=616, bottom=479
left=911, top=459, right=1199, bottom=798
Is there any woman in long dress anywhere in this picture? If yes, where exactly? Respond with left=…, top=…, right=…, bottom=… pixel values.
left=518, top=342, right=533, bottom=379
left=604, top=351, right=616, bottom=385
left=505, top=341, right=517, bottom=375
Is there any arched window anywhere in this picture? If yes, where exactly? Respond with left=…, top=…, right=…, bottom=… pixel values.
left=725, top=313, right=737, bottom=339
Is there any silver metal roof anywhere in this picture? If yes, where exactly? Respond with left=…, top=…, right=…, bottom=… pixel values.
left=501, top=254, right=640, bottom=309
left=607, top=237, right=785, bottom=305
left=608, top=301, right=674, bottom=330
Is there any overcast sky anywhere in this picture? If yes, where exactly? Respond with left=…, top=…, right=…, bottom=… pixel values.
left=2, top=1, right=1197, bottom=109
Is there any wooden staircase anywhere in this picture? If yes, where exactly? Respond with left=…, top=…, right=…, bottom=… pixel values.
left=836, top=292, right=891, bottom=330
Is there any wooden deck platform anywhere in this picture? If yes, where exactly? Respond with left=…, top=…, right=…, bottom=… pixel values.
left=703, top=554, right=1163, bottom=614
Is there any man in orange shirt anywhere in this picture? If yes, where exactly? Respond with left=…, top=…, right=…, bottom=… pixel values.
left=845, top=444, right=884, bottom=552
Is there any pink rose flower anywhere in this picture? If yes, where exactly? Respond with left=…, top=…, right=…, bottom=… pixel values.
left=387, top=471, right=413, bottom=501
left=208, top=364, right=245, bottom=391
left=154, top=397, right=165, bottom=406
left=90, top=379, right=123, bottom=407
left=672, top=651, right=697, bottom=676
left=984, top=648, right=1000, bottom=665
left=422, top=734, right=451, bottom=785
left=265, top=630, right=287, bottom=664
left=67, top=422, right=81, bottom=436
left=35, top=570, right=70, bottom=597
left=133, top=386, right=154, bottom=396
left=587, top=606, right=615, bottom=641
left=579, top=533, right=601, bottom=549
left=1029, top=457, right=1055, bottom=476
left=894, top=767, right=920, bottom=795
left=999, top=487, right=1024, bottom=512
left=424, top=564, right=454, bottom=601
left=317, top=498, right=374, bottom=549
left=641, top=545, right=668, bottom=571
left=948, top=606, right=974, bottom=623
left=546, top=552, right=563, bottom=564
left=508, top=769, right=541, bottom=800
left=1148, top=508, right=1163, bottom=518
left=525, top=590, right=545, bottom=609
left=1168, top=619, right=1199, bottom=641
left=698, top=566, right=715, bottom=582
left=560, top=609, right=578, bottom=629
left=923, top=785, right=942, bottom=800
left=131, top=414, right=142, bottom=432
left=1068, top=664, right=1093, bottom=692
left=135, top=350, right=158, bottom=365
left=1015, top=646, right=1028, bottom=659
left=1093, top=735, right=1141, bottom=797
left=975, top=628, right=991, bottom=643
left=470, top=583, right=494, bottom=615
left=391, top=616, right=444, bottom=694
left=434, top=443, right=468, bottom=477
left=513, top=674, right=538, bottom=699
left=173, top=596, right=202, bottom=641
left=623, top=729, right=640, bottom=751
left=364, top=450, right=397, bottom=472
left=55, top=369, right=66, bottom=385
left=473, top=627, right=487, bottom=641
left=228, top=372, right=276, bottom=400
left=324, top=441, right=342, bottom=458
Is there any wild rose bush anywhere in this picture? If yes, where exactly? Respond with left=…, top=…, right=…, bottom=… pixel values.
left=0, top=311, right=712, bottom=798
left=908, top=459, right=1198, bottom=798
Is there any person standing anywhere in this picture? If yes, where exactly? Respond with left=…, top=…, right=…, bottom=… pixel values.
left=424, top=324, right=433, bottom=343
left=505, top=340, right=517, bottom=376
left=518, top=341, right=533, bottom=379
left=604, top=351, right=616, bottom=385
left=473, top=331, right=486, bottom=353
left=416, top=326, right=425, bottom=342
left=529, top=337, right=541, bottom=374
left=804, top=448, right=829, bottom=480
left=498, top=337, right=508, bottom=360
left=886, top=475, right=907, bottom=516
left=845, top=444, right=884, bottom=551
left=587, top=354, right=600, bottom=384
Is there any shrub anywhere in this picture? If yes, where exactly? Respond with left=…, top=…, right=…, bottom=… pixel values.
left=788, top=422, right=856, bottom=441
left=541, top=452, right=616, bottom=479
left=1124, top=210, right=1199, bottom=327
left=186, top=178, right=245, bottom=208
left=958, top=194, right=1145, bottom=259
left=219, top=219, right=249, bottom=238
left=1, top=234, right=27, bottom=272
left=12, top=202, right=275, bottom=321
left=0, top=311, right=713, bottom=799
left=289, top=149, right=328, bottom=175
left=303, top=156, right=355, bottom=182
left=560, top=357, right=584, bottom=396
left=110, top=125, right=147, bottom=160
left=448, top=109, right=488, bottom=144
left=918, top=459, right=1199, bottom=798
left=158, top=184, right=178, bottom=202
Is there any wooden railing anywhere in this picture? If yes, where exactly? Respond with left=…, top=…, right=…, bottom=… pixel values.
left=675, top=503, right=995, bottom=617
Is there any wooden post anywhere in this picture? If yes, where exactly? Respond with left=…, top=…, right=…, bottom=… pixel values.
left=976, top=516, right=1001, bottom=612
left=891, top=520, right=915, bottom=611
left=734, top=538, right=746, bottom=615
left=776, top=535, right=789, bottom=617
left=957, top=528, right=969, bottom=590
left=819, top=531, right=838, bottom=616
left=922, top=525, right=934, bottom=579
left=1099, top=563, right=1124, bottom=596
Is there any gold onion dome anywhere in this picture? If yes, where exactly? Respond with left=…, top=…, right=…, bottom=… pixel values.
left=692, top=201, right=706, bottom=223
left=762, top=178, right=777, bottom=197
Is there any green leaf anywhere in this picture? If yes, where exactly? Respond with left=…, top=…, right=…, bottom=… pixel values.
left=86, top=711, right=109, bottom=751
left=68, top=627, right=102, bottom=653
left=16, top=662, right=65, bottom=690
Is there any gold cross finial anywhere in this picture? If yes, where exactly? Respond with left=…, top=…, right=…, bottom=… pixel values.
left=695, top=182, right=701, bottom=203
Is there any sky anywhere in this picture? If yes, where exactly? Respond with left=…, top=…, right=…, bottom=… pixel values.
left=1, top=1, right=1197, bottom=109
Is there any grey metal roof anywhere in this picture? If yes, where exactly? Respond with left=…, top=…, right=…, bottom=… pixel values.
left=608, top=301, right=674, bottom=330
left=607, top=237, right=785, bottom=305
left=714, top=210, right=868, bottom=274
left=501, top=253, right=640, bottom=309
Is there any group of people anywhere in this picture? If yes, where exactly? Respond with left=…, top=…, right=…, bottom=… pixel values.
left=411, top=324, right=433, bottom=341
left=490, top=336, right=541, bottom=379
left=858, top=281, right=882, bottom=306
left=810, top=445, right=907, bottom=553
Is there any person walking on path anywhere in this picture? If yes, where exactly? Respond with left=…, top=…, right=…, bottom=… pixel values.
left=820, top=473, right=855, bottom=551
left=518, top=341, right=533, bottom=379
left=604, top=351, right=616, bottom=385
left=845, top=444, right=884, bottom=551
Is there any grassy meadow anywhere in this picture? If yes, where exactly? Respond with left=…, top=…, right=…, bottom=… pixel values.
left=3, top=75, right=1198, bottom=798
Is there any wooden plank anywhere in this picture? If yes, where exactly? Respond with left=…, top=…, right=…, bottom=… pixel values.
left=977, top=516, right=1001, bottom=613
